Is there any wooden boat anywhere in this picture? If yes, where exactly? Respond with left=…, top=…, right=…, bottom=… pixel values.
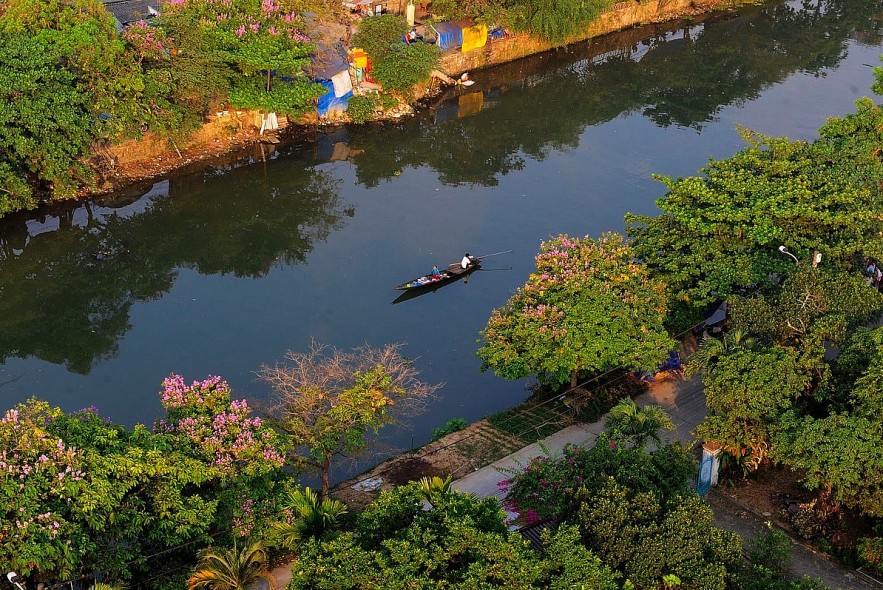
left=394, top=260, right=480, bottom=291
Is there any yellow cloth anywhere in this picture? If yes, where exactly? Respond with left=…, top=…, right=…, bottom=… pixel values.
left=461, top=24, right=487, bottom=53
left=350, top=48, right=368, bottom=69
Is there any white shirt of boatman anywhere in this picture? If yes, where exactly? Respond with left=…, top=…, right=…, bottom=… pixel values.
left=461, top=255, right=471, bottom=269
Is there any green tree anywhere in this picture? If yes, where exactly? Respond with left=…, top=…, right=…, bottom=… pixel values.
left=603, top=398, right=675, bottom=447
left=579, top=480, right=742, bottom=590
left=626, top=119, right=883, bottom=314
left=290, top=483, right=620, bottom=589
left=0, top=32, right=95, bottom=211
left=478, top=233, right=673, bottom=389
left=260, top=341, right=442, bottom=498
left=694, top=346, right=810, bottom=471
left=0, top=0, right=159, bottom=212
left=351, top=14, right=438, bottom=94
left=729, top=266, right=883, bottom=347
left=187, top=540, right=272, bottom=590
left=155, top=0, right=324, bottom=117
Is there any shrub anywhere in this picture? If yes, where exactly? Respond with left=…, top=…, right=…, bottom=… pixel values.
left=370, top=42, right=439, bottom=92
left=501, top=437, right=694, bottom=525
left=347, top=95, right=379, bottom=124
left=432, top=417, right=468, bottom=440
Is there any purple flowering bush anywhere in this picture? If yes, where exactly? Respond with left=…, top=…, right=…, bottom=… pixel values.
left=0, top=376, right=290, bottom=584
left=0, top=401, right=86, bottom=577
left=157, top=374, right=284, bottom=479
left=501, top=436, right=695, bottom=526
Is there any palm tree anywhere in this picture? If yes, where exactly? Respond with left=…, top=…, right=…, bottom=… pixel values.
left=417, top=475, right=455, bottom=506
left=267, top=486, right=347, bottom=551
left=604, top=398, right=675, bottom=447
left=187, top=540, right=273, bottom=590
left=685, top=329, right=755, bottom=379
left=90, top=583, right=125, bottom=590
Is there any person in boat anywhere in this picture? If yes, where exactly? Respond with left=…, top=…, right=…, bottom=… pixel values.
left=460, top=253, right=475, bottom=269
left=431, top=264, right=442, bottom=278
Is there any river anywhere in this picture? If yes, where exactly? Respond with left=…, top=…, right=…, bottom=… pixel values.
left=1, top=0, right=881, bottom=479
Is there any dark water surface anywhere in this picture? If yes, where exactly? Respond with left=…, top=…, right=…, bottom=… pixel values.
left=2, top=0, right=882, bottom=479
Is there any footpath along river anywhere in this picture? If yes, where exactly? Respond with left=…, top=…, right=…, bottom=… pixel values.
left=1, top=0, right=882, bottom=482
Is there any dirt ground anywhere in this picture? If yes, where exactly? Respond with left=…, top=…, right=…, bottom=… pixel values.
left=721, top=465, right=874, bottom=561
left=332, top=418, right=525, bottom=510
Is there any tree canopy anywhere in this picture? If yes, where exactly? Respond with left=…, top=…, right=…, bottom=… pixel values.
left=626, top=113, right=883, bottom=315
left=478, top=233, right=673, bottom=388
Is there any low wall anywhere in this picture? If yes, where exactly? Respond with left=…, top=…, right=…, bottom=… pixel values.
left=438, top=0, right=740, bottom=75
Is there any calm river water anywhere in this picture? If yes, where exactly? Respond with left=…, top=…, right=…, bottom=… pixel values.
left=1, top=0, right=882, bottom=479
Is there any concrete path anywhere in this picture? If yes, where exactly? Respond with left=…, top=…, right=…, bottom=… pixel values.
left=451, top=375, right=706, bottom=502
left=271, top=375, right=873, bottom=588
left=708, top=489, right=881, bottom=590
left=451, top=375, right=874, bottom=589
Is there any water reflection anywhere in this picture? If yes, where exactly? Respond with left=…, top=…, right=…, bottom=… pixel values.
left=347, top=0, right=883, bottom=187
left=0, top=150, right=348, bottom=373
left=0, top=0, right=881, bottom=380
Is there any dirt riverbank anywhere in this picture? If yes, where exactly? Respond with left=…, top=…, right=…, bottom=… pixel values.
left=82, top=0, right=744, bottom=201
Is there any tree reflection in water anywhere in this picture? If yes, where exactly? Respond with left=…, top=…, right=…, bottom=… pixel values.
left=0, top=149, right=348, bottom=373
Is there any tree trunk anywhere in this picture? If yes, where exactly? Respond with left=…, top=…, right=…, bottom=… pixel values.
left=571, top=368, right=579, bottom=389
left=320, top=455, right=332, bottom=500
left=266, top=70, right=271, bottom=93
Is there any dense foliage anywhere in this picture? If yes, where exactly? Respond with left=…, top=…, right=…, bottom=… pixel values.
left=351, top=14, right=438, bottom=93
left=654, top=102, right=883, bottom=533
left=430, top=0, right=615, bottom=43
left=0, top=0, right=135, bottom=211
left=501, top=412, right=745, bottom=589
left=626, top=109, right=883, bottom=321
left=478, top=233, right=673, bottom=388
left=0, top=0, right=323, bottom=216
left=0, top=376, right=285, bottom=585
left=290, top=482, right=620, bottom=589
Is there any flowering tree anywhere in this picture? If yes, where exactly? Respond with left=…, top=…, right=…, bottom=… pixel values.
left=0, top=402, right=87, bottom=578
left=0, top=376, right=286, bottom=584
left=158, top=374, right=284, bottom=479
left=259, top=341, right=442, bottom=498
left=478, top=233, right=673, bottom=389
left=157, top=0, right=324, bottom=115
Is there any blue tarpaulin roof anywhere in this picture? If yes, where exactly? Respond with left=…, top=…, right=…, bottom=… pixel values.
left=431, top=21, right=463, bottom=50
left=317, top=80, right=351, bottom=116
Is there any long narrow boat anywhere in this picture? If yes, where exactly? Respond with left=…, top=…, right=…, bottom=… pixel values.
left=394, top=260, right=480, bottom=291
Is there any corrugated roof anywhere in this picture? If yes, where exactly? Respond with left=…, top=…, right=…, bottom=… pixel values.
left=104, top=0, right=158, bottom=25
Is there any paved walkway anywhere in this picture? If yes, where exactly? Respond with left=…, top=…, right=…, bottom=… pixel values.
left=451, top=376, right=706, bottom=502
left=272, top=375, right=876, bottom=589
left=452, top=375, right=875, bottom=589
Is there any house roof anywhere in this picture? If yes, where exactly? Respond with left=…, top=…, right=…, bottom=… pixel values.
left=103, top=0, right=159, bottom=27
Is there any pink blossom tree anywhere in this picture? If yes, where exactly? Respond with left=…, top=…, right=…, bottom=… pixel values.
left=478, top=233, right=674, bottom=389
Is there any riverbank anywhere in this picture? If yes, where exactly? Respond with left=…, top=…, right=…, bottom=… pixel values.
left=87, top=0, right=747, bottom=203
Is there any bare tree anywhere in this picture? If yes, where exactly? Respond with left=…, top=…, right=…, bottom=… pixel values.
left=259, top=340, right=442, bottom=498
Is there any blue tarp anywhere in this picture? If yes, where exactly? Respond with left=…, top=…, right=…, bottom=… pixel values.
left=316, top=80, right=352, bottom=116
left=432, top=21, right=463, bottom=50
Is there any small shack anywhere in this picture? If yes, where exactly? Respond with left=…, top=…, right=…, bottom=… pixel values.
left=309, top=43, right=354, bottom=117
left=430, top=21, right=464, bottom=50
left=101, top=0, right=159, bottom=31
left=430, top=20, right=487, bottom=52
